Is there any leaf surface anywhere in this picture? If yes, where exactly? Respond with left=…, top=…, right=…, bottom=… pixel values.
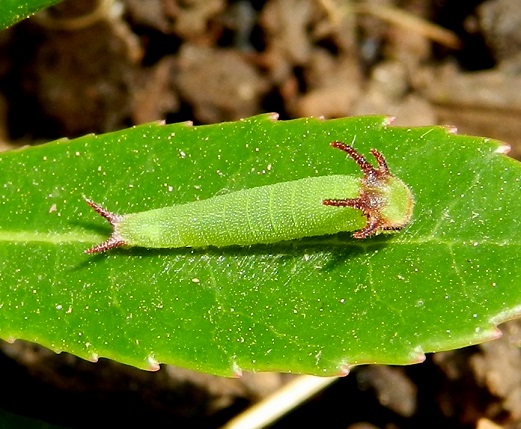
left=0, top=115, right=519, bottom=376
left=0, top=0, right=61, bottom=30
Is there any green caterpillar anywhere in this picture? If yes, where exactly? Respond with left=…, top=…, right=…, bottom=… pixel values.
left=85, top=142, right=414, bottom=253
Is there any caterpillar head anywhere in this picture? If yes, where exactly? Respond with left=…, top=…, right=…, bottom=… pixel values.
left=322, top=142, right=414, bottom=238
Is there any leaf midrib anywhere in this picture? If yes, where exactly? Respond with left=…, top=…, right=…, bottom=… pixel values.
left=0, top=231, right=518, bottom=248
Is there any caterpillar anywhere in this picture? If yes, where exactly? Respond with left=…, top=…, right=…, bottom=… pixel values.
left=84, top=142, right=414, bottom=253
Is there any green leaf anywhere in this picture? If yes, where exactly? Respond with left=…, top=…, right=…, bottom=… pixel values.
left=0, top=0, right=62, bottom=30
left=0, top=114, right=519, bottom=376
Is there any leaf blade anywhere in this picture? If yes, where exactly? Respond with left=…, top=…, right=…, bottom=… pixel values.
left=0, top=115, right=519, bottom=376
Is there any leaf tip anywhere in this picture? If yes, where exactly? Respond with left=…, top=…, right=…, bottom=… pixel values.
left=336, top=363, right=350, bottom=377
left=488, top=327, right=503, bottom=341
left=147, top=355, right=160, bottom=371
left=408, top=346, right=426, bottom=364
left=495, top=142, right=511, bottom=155
left=443, top=124, right=458, bottom=134
left=476, top=326, right=503, bottom=343
left=230, top=361, right=243, bottom=378
left=383, top=116, right=396, bottom=126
